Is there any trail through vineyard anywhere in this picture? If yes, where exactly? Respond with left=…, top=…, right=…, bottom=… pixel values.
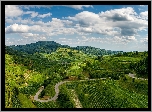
left=69, top=89, right=82, bottom=108
left=33, top=78, right=107, bottom=102
left=33, top=74, right=148, bottom=107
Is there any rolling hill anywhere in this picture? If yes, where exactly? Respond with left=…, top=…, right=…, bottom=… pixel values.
left=9, top=41, right=124, bottom=56
left=5, top=41, right=148, bottom=108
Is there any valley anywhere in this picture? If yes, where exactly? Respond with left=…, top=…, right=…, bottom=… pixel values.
left=5, top=41, right=148, bottom=108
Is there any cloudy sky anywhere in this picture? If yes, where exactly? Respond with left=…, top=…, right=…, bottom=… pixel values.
left=5, top=5, right=148, bottom=52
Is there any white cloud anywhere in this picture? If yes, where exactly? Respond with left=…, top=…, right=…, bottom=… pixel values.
left=4, top=23, right=44, bottom=35
left=140, top=37, right=148, bottom=44
left=39, top=36, right=46, bottom=40
left=5, top=5, right=23, bottom=18
left=37, top=12, right=52, bottom=18
left=49, top=18, right=64, bottom=27
left=67, top=11, right=100, bottom=26
left=20, top=5, right=93, bottom=10
left=81, top=27, right=93, bottom=33
left=31, top=12, right=39, bottom=18
left=99, top=7, right=137, bottom=21
left=19, top=5, right=52, bottom=9
left=122, top=36, right=137, bottom=41
left=78, top=35, right=137, bottom=45
left=5, top=17, right=35, bottom=25
left=59, top=38, right=66, bottom=40
left=61, top=20, right=73, bottom=26
left=5, top=6, right=148, bottom=49
left=138, top=8, right=143, bottom=11
left=127, top=36, right=136, bottom=40
left=5, top=24, right=29, bottom=33
left=23, top=11, right=38, bottom=18
left=20, top=33, right=39, bottom=38
left=19, top=33, right=46, bottom=41
left=65, top=7, right=147, bottom=37
left=82, top=36, right=87, bottom=39
left=5, top=18, right=75, bottom=35
left=140, top=11, right=148, bottom=20
left=63, top=5, right=93, bottom=10
left=29, top=25, right=43, bottom=32
left=5, top=18, right=13, bottom=23
left=21, top=19, right=34, bottom=24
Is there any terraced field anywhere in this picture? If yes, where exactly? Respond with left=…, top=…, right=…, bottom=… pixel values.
left=63, top=78, right=148, bottom=108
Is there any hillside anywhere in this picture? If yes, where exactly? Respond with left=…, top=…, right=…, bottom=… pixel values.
left=9, top=41, right=63, bottom=54
left=62, top=77, right=148, bottom=108
left=5, top=42, right=148, bottom=108
left=73, top=46, right=123, bottom=56
left=9, top=41, right=124, bottom=56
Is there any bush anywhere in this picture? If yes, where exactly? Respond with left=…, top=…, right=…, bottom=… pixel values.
left=57, top=86, right=75, bottom=108
left=18, top=93, right=36, bottom=108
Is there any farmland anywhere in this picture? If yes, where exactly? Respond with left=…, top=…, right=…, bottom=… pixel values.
left=5, top=41, right=148, bottom=108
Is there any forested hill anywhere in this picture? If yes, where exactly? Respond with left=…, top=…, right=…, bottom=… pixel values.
left=9, top=41, right=63, bottom=54
left=72, top=46, right=123, bottom=56
left=8, top=41, right=124, bottom=56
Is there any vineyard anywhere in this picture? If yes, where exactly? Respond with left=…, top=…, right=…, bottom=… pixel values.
left=5, top=43, right=148, bottom=108
left=64, top=77, right=148, bottom=108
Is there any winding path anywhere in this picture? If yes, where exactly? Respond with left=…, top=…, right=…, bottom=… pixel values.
left=33, top=78, right=106, bottom=102
left=34, top=73, right=148, bottom=103
left=34, top=81, right=70, bottom=102
left=128, top=73, right=148, bottom=80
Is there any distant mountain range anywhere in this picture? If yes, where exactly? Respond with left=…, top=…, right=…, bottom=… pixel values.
left=8, top=41, right=125, bottom=56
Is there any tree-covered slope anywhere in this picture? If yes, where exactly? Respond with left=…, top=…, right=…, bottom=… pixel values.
left=9, top=41, right=63, bottom=54
left=5, top=53, right=40, bottom=108
left=8, top=41, right=125, bottom=56
left=72, top=46, right=123, bottom=56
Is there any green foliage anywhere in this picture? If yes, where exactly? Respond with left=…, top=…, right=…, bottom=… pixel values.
left=39, top=82, right=56, bottom=98
left=9, top=41, right=63, bottom=54
left=65, top=79, right=148, bottom=108
left=33, top=101, right=59, bottom=108
left=19, top=83, right=41, bottom=95
left=11, top=94, right=22, bottom=108
left=118, top=76, right=148, bottom=95
left=5, top=43, right=148, bottom=108
left=18, top=93, right=36, bottom=108
left=57, top=85, right=75, bottom=108
left=132, top=56, right=148, bottom=78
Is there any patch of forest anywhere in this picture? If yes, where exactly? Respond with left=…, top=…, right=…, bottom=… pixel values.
left=9, top=41, right=124, bottom=56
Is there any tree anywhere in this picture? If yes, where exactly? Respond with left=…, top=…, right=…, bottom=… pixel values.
left=39, top=90, right=45, bottom=98
left=132, top=56, right=148, bottom=78
left=13, top=86, right=19, bottom=95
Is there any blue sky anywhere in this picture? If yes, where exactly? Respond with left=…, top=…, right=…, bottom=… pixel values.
left=5, top=5, right=148, bottom=52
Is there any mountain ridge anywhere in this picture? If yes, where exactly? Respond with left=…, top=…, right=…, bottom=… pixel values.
left=7, top=41, right=124, bottom=56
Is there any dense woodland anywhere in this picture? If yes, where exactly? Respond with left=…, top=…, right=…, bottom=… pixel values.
left=5, top=41, right=148, bottom=108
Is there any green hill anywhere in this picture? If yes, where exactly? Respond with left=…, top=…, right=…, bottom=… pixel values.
left=8, top=41, right=125, bottom=56
left=5, top=42, right=148, bottom=108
